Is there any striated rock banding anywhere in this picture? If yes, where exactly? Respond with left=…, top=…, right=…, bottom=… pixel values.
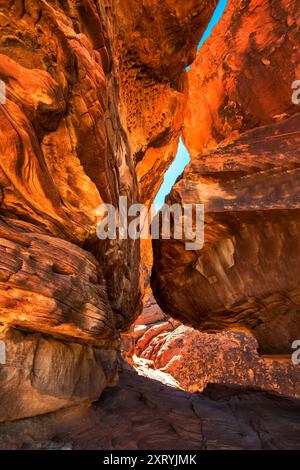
left=0, top=0, right=141, bottom=420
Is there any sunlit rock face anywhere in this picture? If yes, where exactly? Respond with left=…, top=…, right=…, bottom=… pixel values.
left=0, top=0, right=141, bottom=333
left=0, top=219, right=118, bottom=344
left=182, top=0, right=300, bottom=157
left=152, top=0, right=300, bottom=355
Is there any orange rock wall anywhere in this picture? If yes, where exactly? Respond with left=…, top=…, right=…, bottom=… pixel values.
left=183, top=0, right=300, bottom=156
left=152, top=0, right=300, bottom=354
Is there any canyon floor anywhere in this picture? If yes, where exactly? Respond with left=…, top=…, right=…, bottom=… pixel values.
left=0, top=361, right=299, bottom=451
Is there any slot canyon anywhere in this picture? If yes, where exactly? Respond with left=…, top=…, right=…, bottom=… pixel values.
left=0, top=0, right=299, bottom=451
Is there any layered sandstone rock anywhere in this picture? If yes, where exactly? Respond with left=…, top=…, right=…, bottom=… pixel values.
left=104, top=0, right=219, bottom=294
left=0, top=218, right=119, bottom=344
left=0, top=0, right=134, bottom=420
left=152, top=0, right=300, bottom=354
left=0, top=0, right=142, bottom=333
left=1, top=0, right=299, bottom=434
left=152, top=114, right=300, bottom=354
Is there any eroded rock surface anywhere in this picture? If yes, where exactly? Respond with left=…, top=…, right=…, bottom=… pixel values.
left=123, top=296, right=300, bottom=399
left=0, top=0, right=141, bottom=420
left=1, top=0, right=299, bottom=435
left=104, top=0, right=218, bottom=206
left=0, top=219, right=118, bottom=344
left=0, top=0, right=143, bottom=333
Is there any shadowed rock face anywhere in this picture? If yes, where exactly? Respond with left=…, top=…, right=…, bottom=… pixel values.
left=152, top=0, right=300, bottom=355
left=0, top=327, right=118, bottom=423
left=0, top=365, right=300, bottom=450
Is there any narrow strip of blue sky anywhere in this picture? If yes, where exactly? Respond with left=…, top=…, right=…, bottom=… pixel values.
left=154, top=0, right=228, bottom=211
left=154, top=138, right=189, bottom=211
left=197, top=0, right=228, bottom=51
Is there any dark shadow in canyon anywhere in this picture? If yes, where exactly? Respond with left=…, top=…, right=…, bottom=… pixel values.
left=0, top=362, right=300, bottom=450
